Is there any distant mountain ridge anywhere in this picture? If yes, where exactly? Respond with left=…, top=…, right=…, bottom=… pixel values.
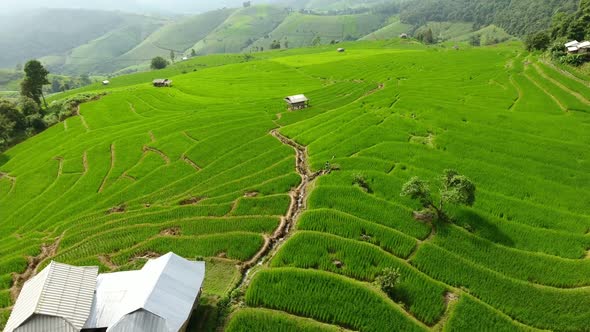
left=0, top=0, right=580, bottom=76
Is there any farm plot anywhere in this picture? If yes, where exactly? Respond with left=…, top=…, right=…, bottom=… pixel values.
left=0, top=51, right=376, bottom=329
left=1, top=41, right=590, bottom=331
left=228, top=44, right=590, bottom=331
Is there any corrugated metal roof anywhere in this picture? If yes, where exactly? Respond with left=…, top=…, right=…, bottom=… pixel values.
left=568, top=46, right=580, bottom=52
left=578, top=41, right=590, bottom=48
left=13, top=314, right=77, bottom=332
left=109, top=309, right=169, bottom=332
left=284, top=94, right=308, bottom=104
left=4, top=262, right=98, bottom=332
left=565, top=40, right=579, bottom=47
left=84, top=253, right=205, bottom=332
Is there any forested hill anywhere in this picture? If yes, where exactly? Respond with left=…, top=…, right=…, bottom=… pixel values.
left=0, top=9, right=166, bottom=69
left=0, top=0, right=582, bottom=77
left=400, top=0, right=579, bottom=36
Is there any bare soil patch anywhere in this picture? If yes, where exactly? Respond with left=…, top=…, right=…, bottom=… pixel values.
left=179, top=196, right=205, bottom=206
left=11, top=236, right=62, bottom=301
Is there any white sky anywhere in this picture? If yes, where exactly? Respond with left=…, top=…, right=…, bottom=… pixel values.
left=0, top=0, right=276, bottom=14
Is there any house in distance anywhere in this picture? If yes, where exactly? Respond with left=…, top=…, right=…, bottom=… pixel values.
left=153, top=79, right=173, bottom=87
left=284, top=94, right=309, bottom=110
left=4, top=253, right=205, bottom=332
left=565, top=40, right=590, bottom=53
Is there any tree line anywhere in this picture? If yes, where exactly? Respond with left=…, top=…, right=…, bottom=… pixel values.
left=399, top=0, right=578, bottom=37
left=0, top=60, right=100, bottom=150
left=525, top=0, right=590, bottom=66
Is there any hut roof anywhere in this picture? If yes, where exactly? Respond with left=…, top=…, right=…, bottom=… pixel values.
left=4, top=262, right=98, bottom=332
left=578, top=41, right=590, bottom=48
left=284, top=94, right=308, bottom=104
left=83, top=252, right=205, bottom=332
left=565, top=40, right=579, bottom=47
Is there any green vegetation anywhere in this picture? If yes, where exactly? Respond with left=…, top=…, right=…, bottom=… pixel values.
left=150, top=56, right=168, bottom=70
left=249, top=12, right=387, bottom=51
left=5, top=0, right=577, bottom=76
left=401, top=169, right=476, bottom=221
left=1, top=31, right=590, bottom=332
left=20, top=60, right=50, bottom=107
left=246, top=268, right=426, bottom=332
left=191, top=6, right=289, bottom=55
left=226, top=308, right=342, bottom=332
left=444, top=295, right=539, bottom=332
left=0, top=9, right=163, bottom=69
left=400, top=0, right=578, bottom=37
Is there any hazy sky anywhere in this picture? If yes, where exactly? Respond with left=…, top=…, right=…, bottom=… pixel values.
left=0, top=0, right=277, bottom=14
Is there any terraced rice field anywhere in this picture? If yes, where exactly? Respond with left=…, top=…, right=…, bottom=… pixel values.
left=1, top=41, right=590, bottom=331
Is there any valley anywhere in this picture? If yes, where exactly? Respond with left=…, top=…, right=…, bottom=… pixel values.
left=1, top=39, right=590, bottom=330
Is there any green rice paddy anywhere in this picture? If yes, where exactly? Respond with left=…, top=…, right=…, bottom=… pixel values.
left=1, top=40, right=589, bottom=331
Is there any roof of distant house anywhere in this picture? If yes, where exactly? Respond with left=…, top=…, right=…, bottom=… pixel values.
left=4, top=262, right=98, bottom=332
left=284, top=94, right=308, bottom=104
left=578, top=41, right=590, bottom=48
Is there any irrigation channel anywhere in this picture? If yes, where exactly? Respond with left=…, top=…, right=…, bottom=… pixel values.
left=236, top=129, right=329, bottom=290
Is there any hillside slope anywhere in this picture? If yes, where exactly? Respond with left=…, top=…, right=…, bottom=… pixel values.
left=113, top=9, right=236, bottom=71
left=249, top=12, right=387, bottom=50
left=190, top=6, right=289, bottom=55
left=400, top=0, right=579, bottom=36
left=1, top=41, right=590, bottom=331
left=0, top=9, right=159, bottom=68
left=49, top=16, right=166, bottom=75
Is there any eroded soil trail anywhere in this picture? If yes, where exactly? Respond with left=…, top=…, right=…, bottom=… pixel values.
left=10, top=235, right=63, bottom=301
left=237, top=129, right=329, bottom=287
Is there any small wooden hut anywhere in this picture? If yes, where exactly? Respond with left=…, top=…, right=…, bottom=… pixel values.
left=284, top=94, right=309, bottom=110
left=153, top=79, right=173, bottom=87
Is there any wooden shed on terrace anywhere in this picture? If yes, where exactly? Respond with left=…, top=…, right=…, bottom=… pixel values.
left=284, top=94, right=309, bottom=110
left=153, top=79, right=173, bottom=87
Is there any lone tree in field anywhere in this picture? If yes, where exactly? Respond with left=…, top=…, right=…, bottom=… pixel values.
left=375, top=268, right=401, bottom=297
left=191, top=48, right=197, bottom=57
left=170, top=50, right=176, bottom=63
left=20, top=60, right=50, bottom=108
left=401, top=169, right=476, bottom=222
left=151, top=56, right=168, bottom=70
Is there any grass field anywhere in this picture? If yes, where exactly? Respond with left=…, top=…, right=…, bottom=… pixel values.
left=249, top=12, right=388, bottom=50
left=1, top=39, right=590, bottom=331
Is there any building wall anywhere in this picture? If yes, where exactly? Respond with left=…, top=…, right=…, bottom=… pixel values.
left=14, top=315, right=77, bottom=332
left=108, top=310, right=169, bottom=332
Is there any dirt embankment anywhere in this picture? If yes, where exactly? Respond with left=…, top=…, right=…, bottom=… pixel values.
left=238, top=130, right=329, bottom=277
left=10, top=235, right=63, bottom=301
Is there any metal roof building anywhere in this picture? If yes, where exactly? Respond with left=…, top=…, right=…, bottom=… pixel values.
left=5, top=253, right=205, bottom=332
left=83, top=253, right=205, bottom=332
left=4, top=262, right=98, bottom=332
left=284, top=94, right=309, bottom=110
left=152, top=79, right=172, bottom=87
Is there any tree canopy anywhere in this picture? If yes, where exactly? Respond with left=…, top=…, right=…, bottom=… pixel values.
left=400, top=0, right=578, bottom=37
left=20, top=60, right=50, bottom=107
left=151, top=56, right=168, bottom=70
left=401, top=169, right=476, bottom=221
